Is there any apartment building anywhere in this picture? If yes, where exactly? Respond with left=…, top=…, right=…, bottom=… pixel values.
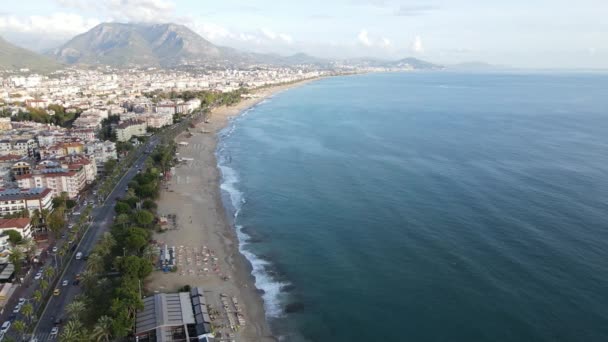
left=0, top=188, right=53, bottom=217
left=0, top=217, right=33, bottom=239
left=116, top=119, right=147, bottom=142
left=16, top=165, right=86, bottom=199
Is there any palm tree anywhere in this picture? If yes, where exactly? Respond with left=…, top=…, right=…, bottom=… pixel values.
left=8, top=248, right=23, bottom=276
left=33, top=290, right=42, bottom=304
left=81, top=270, right=98, bottom=291
left=12, top=320, right=25, bottom=334
left=86, top=253, right=104, bottom=274
left=96, top=232, right=116, bottom=257
left=40, top=208, right=51, bottom=230
left=40, top=279, right=49, bottom=292
left=142, top=245, right=156, bottom=263
left=66, top=300, right=86, bottom=321
left=59, top=320, right=84, bottom=342
left=91, top=316, right=113, bottom=342
left=21, top=238, right=36, bottom=261
left=31, top=209, right=41, bottom=231
left=21, top=302, right=33, bottom=322
left=43, top=266, right=55, bottom=280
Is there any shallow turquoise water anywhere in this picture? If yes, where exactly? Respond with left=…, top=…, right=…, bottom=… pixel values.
left=218, top=72, right=608, bottom=341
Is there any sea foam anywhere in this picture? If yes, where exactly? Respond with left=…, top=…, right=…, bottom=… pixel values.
left=217, top=107, right=290, bottom=319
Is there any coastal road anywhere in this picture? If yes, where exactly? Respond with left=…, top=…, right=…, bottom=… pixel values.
left=30, top=137, right=160, bottom=341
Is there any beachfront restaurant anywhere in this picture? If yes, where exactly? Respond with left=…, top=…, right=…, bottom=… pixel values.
left=135, top=287, right=213, bottom=342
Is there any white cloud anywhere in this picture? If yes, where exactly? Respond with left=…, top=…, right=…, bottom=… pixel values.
left=55, top=0, right=176, bottom=23
left=358, top=29, right=372, bottom=47
left=0, top=12, right=100, bottom=38
left=411, top=35, right=424, bottom=53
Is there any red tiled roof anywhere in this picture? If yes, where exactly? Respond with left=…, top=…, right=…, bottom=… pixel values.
left=0, top=218, right=31, bottom=229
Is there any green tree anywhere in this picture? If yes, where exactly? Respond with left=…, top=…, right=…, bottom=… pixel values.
left=48, top=211, right=66, bottom=236
left=33, top=290, right=42, bottom=304
left=40, top=279, right=49, bottom=292
left=43, top=266, right=55, bottom=280
left=114, top=256, right=152, bottom=279
left=4, top=230, right=23, bottom=246
left=95, top=232, right=116, bottom=257
left=59, top=320, right=85, bottom=342
left=21, top=302, right=33, bottom=322
left=12, top=320, right=26, bottom=334
left=91, top=315, right=113, bottom=342
left=31, top=209, right=41, bottom=230
left=40, top=208, right=52, bottom=229
left=124, top=227, right=150, bottom=253
left=86, top=253, right=104, bottom=274
left=8, top=248, right=23, bottom=274
left=66, top=300, right=86, bottom=321
left=142, top=199, right=157, bottom=211
left=133, top=210, right=154, bottom=228
left=114, top=202, right=131, bottom=215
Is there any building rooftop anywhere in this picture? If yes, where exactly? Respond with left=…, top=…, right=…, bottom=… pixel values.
left=0, top=187, right=51, bottom=200
left=136, top=287, right=211, bottom=342
left=0, top=217, right=30, bottom=229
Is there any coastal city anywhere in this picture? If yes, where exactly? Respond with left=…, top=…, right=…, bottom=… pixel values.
left=0, top=65, right=328, bottom=342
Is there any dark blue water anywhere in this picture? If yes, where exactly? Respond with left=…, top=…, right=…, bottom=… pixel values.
left=217, top=72, right=608, bottom=342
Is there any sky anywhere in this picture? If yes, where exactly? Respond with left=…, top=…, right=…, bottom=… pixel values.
left=0, top=0, right=607, bottom=68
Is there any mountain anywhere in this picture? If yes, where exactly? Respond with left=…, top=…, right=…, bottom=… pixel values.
left=0, top=36, right=61, bottom=72
left=50, top=23, right=439, bottom=69
left=339, top=57, right=442, bottom=70
left=50, top=22, right=229, bottom=67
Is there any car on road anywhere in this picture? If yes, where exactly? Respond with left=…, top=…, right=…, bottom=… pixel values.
left=53, top=288, right=60, bottom=296
left=34, top=272, right=42, bottom=280
left=72, top=212, right=81, bottom=216
left=75, top=252, right=83, bottom=260
left=52, top=246, right=58, bottom=253
left=50, top=326, right=59, bottom=337
left=62, top=280, right=68, bottom=286
left=0, top=321, right=10, bottom=333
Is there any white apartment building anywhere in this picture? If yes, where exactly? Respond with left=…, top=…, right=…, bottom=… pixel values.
left=16, top=167, right=86, bottom=199
left=0, top=218, right=33, bottom=239
left=85, top=141, right=117, bottom=167
left=116, top=119, right=147, bottom=142
left=0, top=188, right=53, bottom=217
left=0, top=235, right=10, bottom=264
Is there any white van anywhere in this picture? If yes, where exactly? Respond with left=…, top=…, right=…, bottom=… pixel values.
left=75, top=252, right=83, bottom=260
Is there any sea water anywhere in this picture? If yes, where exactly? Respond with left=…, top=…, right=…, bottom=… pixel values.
left=217, top=72, right=608, bottom=341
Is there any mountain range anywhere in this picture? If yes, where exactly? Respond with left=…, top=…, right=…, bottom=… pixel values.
left=1, top=22, right=441, bottom=71
left=0, top=36, right=60, bottom=72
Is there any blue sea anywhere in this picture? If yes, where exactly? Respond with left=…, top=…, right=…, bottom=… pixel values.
left=217, top=72, right=608, bottom=342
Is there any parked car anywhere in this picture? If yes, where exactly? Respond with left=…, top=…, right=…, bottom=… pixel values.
left=34, top=272, right=42, bottom=280
left=12, top=305, right=21, bottom=314
left=18, top=298, right=25, bottom=305
left=62, top=280, right=68, bottom=286
left=52, top=246, right=58, bottom=253
left=0, top=321, right=10, bottom=333
left=50, top=326, right=59, bottom=337
left=53, top=289, right=60, bottom=296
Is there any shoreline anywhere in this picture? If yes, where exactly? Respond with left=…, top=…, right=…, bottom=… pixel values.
left=145, top=79, right=317, bottom=341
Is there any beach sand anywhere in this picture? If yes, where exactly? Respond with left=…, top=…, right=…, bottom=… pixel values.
left=145, top=81, right=314, bottom=341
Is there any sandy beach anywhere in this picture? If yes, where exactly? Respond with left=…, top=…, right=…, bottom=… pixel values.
left=145, top=80, right=315, bottom=341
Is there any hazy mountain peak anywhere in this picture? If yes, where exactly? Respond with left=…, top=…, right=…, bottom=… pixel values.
left=0, top=35, right=61, bottom=72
